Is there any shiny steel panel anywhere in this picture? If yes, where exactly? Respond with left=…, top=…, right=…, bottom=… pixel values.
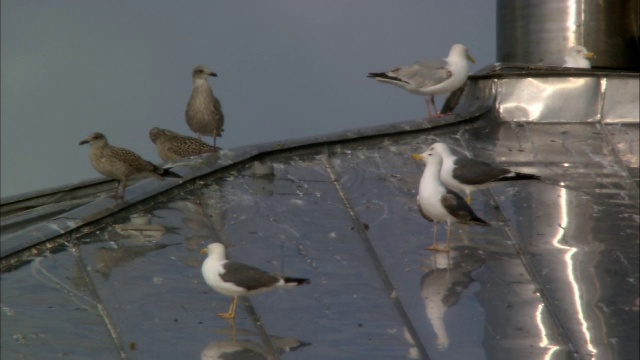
left=497, top=77, right=601, bottom=122
left=602, top=77, right=640, bottom=124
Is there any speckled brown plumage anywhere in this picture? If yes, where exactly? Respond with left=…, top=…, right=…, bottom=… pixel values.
left=79, top=132, right=182, bottom=199
left=149, top=127, right=217, bottom=162
left=185, top=65, right=224, bottom=146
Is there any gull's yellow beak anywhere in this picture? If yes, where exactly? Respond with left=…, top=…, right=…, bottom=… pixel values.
left=585, top=52, right=595, bottom=59
left=467, top=54, right=476, bottom=64
left=200, top=248, right=208, bottom=255
left=412, top=154, right=424, bottom=161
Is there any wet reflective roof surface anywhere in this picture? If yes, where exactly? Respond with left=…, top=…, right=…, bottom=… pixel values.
left=1, top=65, right=638, bottom=360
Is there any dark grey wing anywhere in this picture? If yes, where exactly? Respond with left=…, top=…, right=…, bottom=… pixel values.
left=417, top=200, right=433, bottom=222
left=452, top=157, right=510, bottom=185
left=404, top=58, right=452, bottom=88
left=441, top=190, right=490, bottom=225
left=221, top=261, right=280, bottom=291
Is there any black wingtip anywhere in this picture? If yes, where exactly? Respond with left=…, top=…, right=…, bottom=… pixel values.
left=367, top=72, right=393, bottom=80
left=473, top=217, right=491, bottom=226
left=507, top=172, right=541, bottom=181
left=161, top=168, right=183, bottom=179
left=285, top=277, right=310, bottom=286
left=367, top=72, right=406, bottom=84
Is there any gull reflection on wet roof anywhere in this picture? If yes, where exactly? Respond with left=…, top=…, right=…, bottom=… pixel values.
left=1, top=65, right=638, bottom=360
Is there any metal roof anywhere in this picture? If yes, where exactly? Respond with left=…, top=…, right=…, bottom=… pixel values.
left=1, top=65, right=638, bottom=360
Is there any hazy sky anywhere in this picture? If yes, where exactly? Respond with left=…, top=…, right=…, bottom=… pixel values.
left=1, top=1, right=496, bottom=197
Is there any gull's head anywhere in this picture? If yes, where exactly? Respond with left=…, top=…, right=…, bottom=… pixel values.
left=192, top=65, right=217, bottom=80
left=149, top=127, right=178, bottom=144
left=200, top=243, right=226, bottom=261
left=450, top=44, right=475, bottom=64
left=567, top=45, right=595, bottom=60
left=79, top=132, right=108, bottom=146
left=413, top=150, right=442, bottom=166
left=427, top=142, right=452, bottom=157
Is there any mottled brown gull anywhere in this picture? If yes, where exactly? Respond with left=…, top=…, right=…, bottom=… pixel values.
left=149, top=127, right=217, bottom=162
left=368, top=44, right=475, bottom=118
left=413, top=150, right=490, bottom=252
left=186, top=65, right=224, bottom=146
left=79, top=132, right=182, bottom=199
left=200, top=243, right=309, bottom=319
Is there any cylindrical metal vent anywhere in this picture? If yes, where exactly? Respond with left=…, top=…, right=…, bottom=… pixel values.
left=497, top=0, right=640, bottom=70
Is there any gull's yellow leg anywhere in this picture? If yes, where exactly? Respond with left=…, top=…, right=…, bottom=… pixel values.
left=429, top=224, right=451, bottom=252
left=466, top=194, right=472, bottom=204
left=425, top=223, right=442, bottom=251
left=218, top=296, right=238, bottom=319
left=440, top=223, right=452, bottom=253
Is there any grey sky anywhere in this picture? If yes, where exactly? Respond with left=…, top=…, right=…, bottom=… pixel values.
left=1, top=1, right=496, bottom=197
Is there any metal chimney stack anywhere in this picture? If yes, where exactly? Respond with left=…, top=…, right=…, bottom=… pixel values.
left=497, top=0, right=640, bottom=70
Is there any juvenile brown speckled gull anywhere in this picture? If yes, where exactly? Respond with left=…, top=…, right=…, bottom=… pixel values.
left=149, top=127, right=217, bottom=162
left=79, top=132, right=182, bottom=199
left=185, top=65, right=224, bottom=147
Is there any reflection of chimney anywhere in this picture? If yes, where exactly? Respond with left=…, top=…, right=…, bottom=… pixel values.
left=497, top=0, right=640, bottom=70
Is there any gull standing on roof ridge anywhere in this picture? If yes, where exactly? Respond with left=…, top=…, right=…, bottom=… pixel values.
left=413, top=150, right=490, bottom=252
left=149, top=127, right=217, bottom=162
left=427, top=142, right=541, bottom=204
left=368, top=43, right=475, bottom=119
left=79, top=132, right=182, bottom=199
left=200, top=243, right=310, bottom=319
left=186, top=65, right=224, bottom=147
left=563, top=45, right=595, bottom=68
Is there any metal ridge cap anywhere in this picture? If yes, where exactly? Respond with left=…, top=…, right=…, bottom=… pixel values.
left=1, top=113, right=496, bottom=263
left=1, top=178, right=112, bottom=208
left=2, top=106, right=492, bottom=211
left=471, top=63, right=640, bottom=78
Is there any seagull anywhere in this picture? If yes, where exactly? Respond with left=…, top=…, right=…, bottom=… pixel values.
left=79, top=132, right=182, bottom=199
left=149, top=127, right=217, bottom=162
left=368, top=44, right=475, bottom=118
left=186, top=65, right=224, bottom=147
left=420, top=247, right=484, bottom=350
left=427, top=142, right=541, bottom=204
left=200, top=243, right=310, bottom=319
left=563, top=45, right=595, bottom=68
left=413, top=150, right=490, bottom=252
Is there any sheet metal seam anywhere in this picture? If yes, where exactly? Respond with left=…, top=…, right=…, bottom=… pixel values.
left=322, top=145, right=432, bottom=360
